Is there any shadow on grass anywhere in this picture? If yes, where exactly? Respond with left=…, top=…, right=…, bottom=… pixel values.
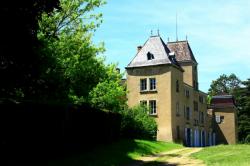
left=3, top=139, right=162, bottom=166
left=123, top=160, right=177, bottom=166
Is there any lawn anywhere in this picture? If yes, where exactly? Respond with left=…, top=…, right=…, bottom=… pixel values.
left=192, top=144, right=250, bottom=166
left=45, top=139, right=183, bottom=166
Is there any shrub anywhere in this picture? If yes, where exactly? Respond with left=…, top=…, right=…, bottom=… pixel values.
left=244, top=134, right=250, bottom=144
left=120, top=105, right=157, bottom=140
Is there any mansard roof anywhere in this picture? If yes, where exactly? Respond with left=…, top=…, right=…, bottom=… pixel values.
left=127, top=36, right=180, bottom=68
left=167, top=40, right=197, bottom=64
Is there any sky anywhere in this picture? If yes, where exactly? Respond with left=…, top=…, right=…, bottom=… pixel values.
left=93, top=0, right=250, bottom=93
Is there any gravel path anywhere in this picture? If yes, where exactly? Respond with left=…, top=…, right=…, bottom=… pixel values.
left=124, top=147, right=205, bottom=166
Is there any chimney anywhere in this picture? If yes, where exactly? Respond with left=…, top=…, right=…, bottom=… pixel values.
left=137, top=46, right=142, bottom=52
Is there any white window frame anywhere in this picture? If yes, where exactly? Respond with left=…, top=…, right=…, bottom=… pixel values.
left=149, top=78, right=156, bottom=90
left=149, top=100, right=157, bottom=115
left=140, top=78, right=147, bottom=91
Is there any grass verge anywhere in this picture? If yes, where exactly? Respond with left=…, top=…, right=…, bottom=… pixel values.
left=192, top=144, right=250, bottom=166
left=46, top=139, right=182, bottom=166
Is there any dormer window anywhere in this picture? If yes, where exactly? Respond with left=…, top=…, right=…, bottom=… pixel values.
left=147, top=52, right=154, bottom=60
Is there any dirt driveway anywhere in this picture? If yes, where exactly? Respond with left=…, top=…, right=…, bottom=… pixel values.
left=125, top=148, right=205, bottom=166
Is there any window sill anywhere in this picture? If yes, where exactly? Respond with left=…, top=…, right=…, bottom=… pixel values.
left=149, top=114, right=158, bottom=117
left=140, top=90, right=158, bottom=94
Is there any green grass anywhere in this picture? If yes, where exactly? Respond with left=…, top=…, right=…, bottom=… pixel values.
left=45, top=139, right=182, bottom=166
left=192, top=144, right=250, bottom=166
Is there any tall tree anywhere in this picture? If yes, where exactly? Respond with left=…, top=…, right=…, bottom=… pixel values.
left=236, top=79, right=250, bottom=142
left=208, top=74, right=250, bottom=142
left=89, top=64, right=126, bottom=112
left=0, top=0, right=59, bottom=100
left=37, top=0, right=107, bottom=103
left=208, top=73, right=241, bottom=97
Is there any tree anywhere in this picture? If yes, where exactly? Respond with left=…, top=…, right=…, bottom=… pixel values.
left=89, top=64, right=127, bottom=112
left=208, top=74, right=250, bottom=142
left=208, top=74, right=241, bottom=97
left=37, top=0, right=106, bottom=103
left=236, top=79, right=250, bottom=142
left=0, top=0, right=59, bottom=100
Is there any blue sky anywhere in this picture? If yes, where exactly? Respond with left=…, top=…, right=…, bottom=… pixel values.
left=93, top=0, right=250, bottom=92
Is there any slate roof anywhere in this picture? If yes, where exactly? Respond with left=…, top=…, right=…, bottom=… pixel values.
left=167, top=41, right=197, bottom=63
left=127, top=36, right=179, bottom=68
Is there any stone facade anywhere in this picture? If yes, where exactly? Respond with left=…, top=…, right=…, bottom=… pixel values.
left=126, top=35, right=237, bottom=146
left=209, top=95, right=238, bottom=144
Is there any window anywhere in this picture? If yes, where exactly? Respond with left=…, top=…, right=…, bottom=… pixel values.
left=147, top=52, right=154, bottom=60
left=193, top=101, right=198, bottom=112
left=202, top=112, right=205, bottom=123
left=199, top=96, right=204, bottom=103
left=215, top=115, right=221, bottom=123
left=183, top=105, right=186, bottom=118
left=176, top=80, right=179, bottom=92
left=194, top=119, right=198, bottom=126
left=176, top=102, right=180, bottom=116
left=140, top=79, right=147, bottom=91
left=140, top=100, right=147, bottom=106
left=186, top=106, right=190, bottom=120
left=185, top=89, right=190, bottom=97
left=149, top=78, right=156, bottom=90
left=200, top=112, right=204, bottom=124
left=193, top=80, right=198, bottom=90
left=149, top=100, right=157, bottom=115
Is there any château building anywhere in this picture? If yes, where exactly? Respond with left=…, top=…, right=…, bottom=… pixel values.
left=126, top=34, right=237, bottom=146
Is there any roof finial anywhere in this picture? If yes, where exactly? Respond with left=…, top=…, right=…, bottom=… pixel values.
left=186, top=35, right=188, bottom=41
left=157, top=29, right=160, bottom=36
left=151, top=30, right=153, bottom=36
left=167, top=37, right=170, bottom=42
left=176, top=12, right=178, bottom=41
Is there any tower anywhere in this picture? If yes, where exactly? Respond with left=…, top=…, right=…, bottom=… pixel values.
left=210, top=95, right=238, bottom=144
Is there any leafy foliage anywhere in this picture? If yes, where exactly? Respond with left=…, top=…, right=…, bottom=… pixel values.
left=120, top=105, right=157, bottom=140
left=37, top=0, right=106, bottom=103
left=208, top=73, right=241, bottom=96
left=244, top=134, right=250, bottom=144
left=236, top=79, right=250, bottom=142
left=208, top=74, right=250, bottom=142
left=89, top=64, right=126, bottom=112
